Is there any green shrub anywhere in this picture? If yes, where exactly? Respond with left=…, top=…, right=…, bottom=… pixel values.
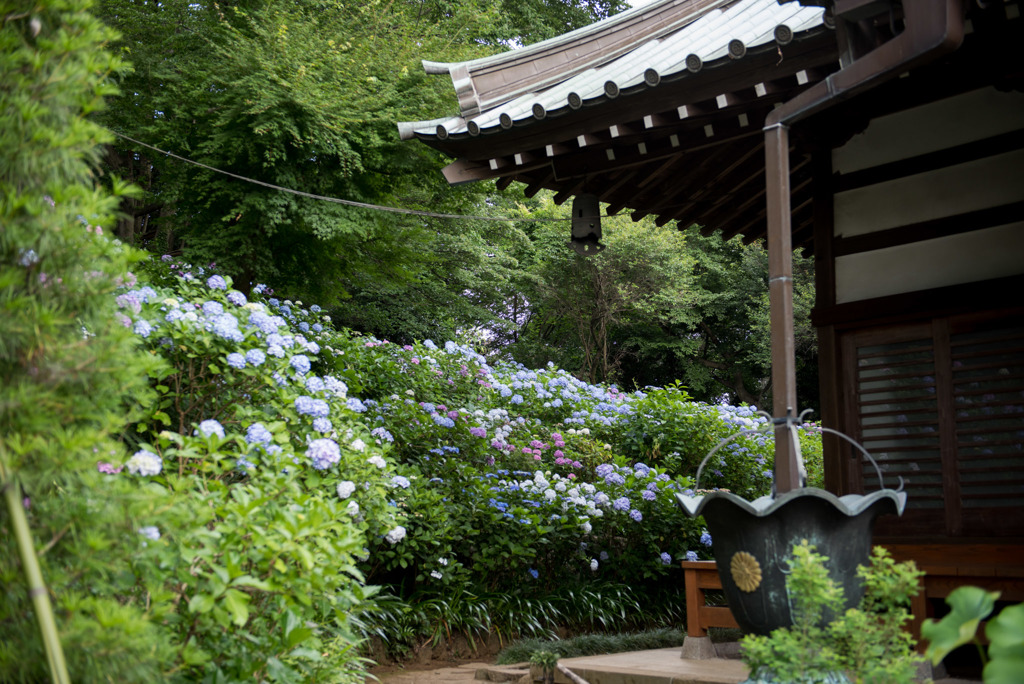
left=0, top=0, right=176, bottom=679
left=741, top=542, right=924, bottom=683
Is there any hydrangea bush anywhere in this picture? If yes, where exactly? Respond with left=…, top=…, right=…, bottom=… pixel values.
left=97, top=255, right=820, bottom=673
left=110, top=261, right=404, bottom=681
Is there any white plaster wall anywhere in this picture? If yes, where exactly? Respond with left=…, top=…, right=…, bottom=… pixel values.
left=835, top=222, right=1024, bottom=304
left=834, top=148, right=1024, bottom=237
left=833, top=86, right=1024, bottom=175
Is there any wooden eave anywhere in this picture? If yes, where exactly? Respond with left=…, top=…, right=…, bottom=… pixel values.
left=415, top=32, right=839, bottom=252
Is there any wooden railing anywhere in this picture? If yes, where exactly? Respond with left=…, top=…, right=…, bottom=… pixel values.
left=680, top=560, right=740, bottom=637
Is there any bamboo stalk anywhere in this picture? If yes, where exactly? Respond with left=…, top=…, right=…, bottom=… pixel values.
left=0, top=453, right=71, bottom=684
left=556, top=663, right=590, bottom=684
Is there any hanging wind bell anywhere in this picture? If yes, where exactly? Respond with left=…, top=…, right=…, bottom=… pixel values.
left=569, top=193, right=605, bottom=256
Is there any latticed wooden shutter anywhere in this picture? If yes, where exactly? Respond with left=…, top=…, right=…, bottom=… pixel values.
left=842, top=312, right=1024, bottom=538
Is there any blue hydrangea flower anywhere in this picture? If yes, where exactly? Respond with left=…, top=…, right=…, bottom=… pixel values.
left=290, top=354, right=311, bottom=375
left=202, top=301, right=224, bottom=317
left=210, top=313, right=242, bottom=342
left=324, top=376, right=347, bottom=396
left=391, top=475, right=411, bottom=489
left=267, top=344, right=285, bottom=358
left=268, top=298, right=280, bottom=306
left=295, top=395, right=330, bottom=418
left=196, top=419, right=225, bottom=439
left=133, top=320, right=154, bottom=338
left=346, top=398, right=367, bottom=413
left=298, top=322, right=310, bottom=332
left=641, top=489, right=657, bottom=501
left=245, top=349, right=265, bottom=366
left=266, top=333, right=286, bottom=347
left=248, top=311, right=280, bottom=335
left=313, top=417, right=332, bottom=433
left=312, top=323, right=323, bottom=333
left=305, top=376, right=325, bottom=393
left=510, top=394, right=524, bottom=405
left=612, top=497, right=630, bottom=512
left=226, top=352, right=246, bottom=369
left=660, top=552, right=672, bottom=565
left=207, top=275, right=227, bottom=290
left=528, top=568, right=539, bottom=579
left=686, top=550, right=699, bottom=562
left=629, top=509, right=643, bottom=522
left=432, top=414, right=455, bottom=428
left=701, top=531, right=713, bottom=547
left=226, top=290, right=246, bottom=306
left=165, top=309, right=185, bottom=323
left=307, top=438, right=341, bottom=470
left=246, top=423, right=272, bottom=445
left=371, top=427, right=394, bottom=443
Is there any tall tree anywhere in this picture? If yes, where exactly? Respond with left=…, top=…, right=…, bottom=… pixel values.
left=96, top=0, right=627, bottom=314
left=501, top=197, right=696, bottom=384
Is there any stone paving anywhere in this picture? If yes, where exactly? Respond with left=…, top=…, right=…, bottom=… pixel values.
left=369, top=647, right=982, bottom=684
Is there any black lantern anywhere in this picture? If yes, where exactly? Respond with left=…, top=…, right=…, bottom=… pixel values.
left=570, top=193, right=604, bottom=256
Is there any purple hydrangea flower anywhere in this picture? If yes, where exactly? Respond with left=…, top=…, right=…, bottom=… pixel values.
left=629, top=509, right=643, bottom=522
left=612, top=497, right=630, bottom=512
left=469, top=427, right=487, bottom=438
left=641, top=489, right=657, bottom=501
left=660, top=552, right=672, bottom=565
left=227, top=290, right=246, bottom=306
left=207, top=275, right=227, bottom=290
left=307, top=438, right=341, bottom=470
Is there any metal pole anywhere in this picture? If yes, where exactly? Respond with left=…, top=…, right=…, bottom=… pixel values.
left=764, top=122, right=801, bottom=494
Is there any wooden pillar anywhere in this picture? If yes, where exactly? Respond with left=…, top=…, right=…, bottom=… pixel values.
left=764, top=123, right=801, bottom=494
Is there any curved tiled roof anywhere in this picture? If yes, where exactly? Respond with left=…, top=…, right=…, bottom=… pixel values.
left=398, top=0, right=828, bottom=142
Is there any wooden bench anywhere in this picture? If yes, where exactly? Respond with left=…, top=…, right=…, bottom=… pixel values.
left=680, top=560, right=740, bottom=637
left=882, top=543, right=1024, bottom=651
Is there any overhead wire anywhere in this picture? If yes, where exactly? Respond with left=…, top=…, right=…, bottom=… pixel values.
left=112, top=132, right=576, bottom=223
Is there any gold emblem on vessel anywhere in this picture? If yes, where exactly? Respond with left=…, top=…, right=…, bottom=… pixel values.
left=730, top=551, right=762, bottom=592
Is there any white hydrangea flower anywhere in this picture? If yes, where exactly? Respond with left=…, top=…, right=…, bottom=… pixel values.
left=126, top=449, right=162, bottom=476
left=385, top=526, right=407, bottom=544
left=590, top=558, right=599, bottom=571
left=367, top=455, right=386, bottom=469
left=351, top=438, right=366, bottom=452
left=337, top=481, right=356, bottom=499
left=581, top=521, right=592, bottom=534
left=430, top=570, right=443, bottom=579
left=346, top=501, right=360, bottom=516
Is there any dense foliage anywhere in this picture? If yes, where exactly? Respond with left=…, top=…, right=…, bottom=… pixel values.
left=92, top=0, right=819, bottom=409
left=112, top=256, right=811, bottom=671
left=0, top=0, right=169, bottom=678
left=741, top=543, right=924, bottom=684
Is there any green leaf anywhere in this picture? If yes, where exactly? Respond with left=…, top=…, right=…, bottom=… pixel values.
left=987, top=603, right=1024, bottom=661
left=223, top=588, right=250, bottom=627
left=983, top=656, right=1024, bottom=684
left=188, top=593, right=216, bottom=614
left=922, top=587, right=1000, bottom=665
